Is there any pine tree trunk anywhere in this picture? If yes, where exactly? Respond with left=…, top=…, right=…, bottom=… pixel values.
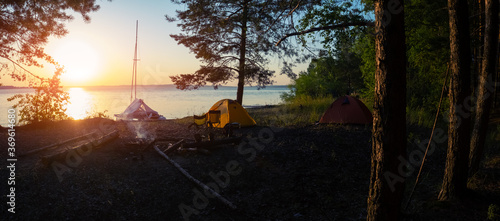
left=236, top=0, right=249, bottom=105
left=438, top=0, right=472, bottom=201
left=366, top=0, right=406, bottom=220
left=472, top=0, right=485, bottom=95
left=469, top=0, right=499, bottom=177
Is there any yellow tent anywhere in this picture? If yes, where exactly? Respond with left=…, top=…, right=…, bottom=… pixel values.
left=207, top=99, right=256, bottom=128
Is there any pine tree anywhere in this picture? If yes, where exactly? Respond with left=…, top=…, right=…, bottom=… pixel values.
left=366, top=0, right=407, bottom=220
left=438, top=0, right=472, bottom=201
left=469, top=0, right=499, bottom=178
left=167, top=0, right=317, bottom=104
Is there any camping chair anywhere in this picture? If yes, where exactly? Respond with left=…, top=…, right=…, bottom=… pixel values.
left=188, top=114, right=207, bottom=129
left=223, top=122, right=241, bottom=137
left=207, top=110, right=221, bottom=128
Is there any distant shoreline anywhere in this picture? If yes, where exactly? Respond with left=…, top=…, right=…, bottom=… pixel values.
left=0, top=84, right=290, bottom=90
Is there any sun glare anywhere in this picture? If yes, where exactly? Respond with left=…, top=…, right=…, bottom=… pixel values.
left=53, top=40, right=101, bottom=85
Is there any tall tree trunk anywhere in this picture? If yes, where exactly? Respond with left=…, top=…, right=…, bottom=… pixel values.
left=438, top=0, right=472, bottom=201
left=469, top=0, right=499, bottom=177
left=496, top=48, right=500, bottom=109
left=367, top=0, right=406, bottom=220
left=236, top=0, right=248, bottom=105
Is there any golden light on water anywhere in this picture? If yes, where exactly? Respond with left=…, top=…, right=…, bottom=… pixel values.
left=66, top=88, right=92, bottom=120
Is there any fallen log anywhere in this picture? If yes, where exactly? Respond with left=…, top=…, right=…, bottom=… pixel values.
left=19, top=131, right=98, bottom=157
left=155, top=136, right=184, bottom=142
left=178, top=147, right=212, bottom=155
left=153, top=145, right=237, bottom=210
left=196, top=148, right=211, bottom=155
left=161, top=139, right=184, bottom=155
left=183, top=136, right=242, bottom=149
left=40, top=130, right=119, bottom=166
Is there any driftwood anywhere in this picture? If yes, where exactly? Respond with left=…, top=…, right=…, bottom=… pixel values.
left=155, top=136, right=185, bottom=142
left=177, top=147, right=212, bottom=156
left=40, top=130, right=119, bottom=166
left=161, top=139, right=185, bottom=155
left=196, top=148, right=211, bottom=155
left=183, top=137, right=242, bottom=149
left=153, top=145, right=237, bottom=210
left=19, top=131, right=97, bottom=157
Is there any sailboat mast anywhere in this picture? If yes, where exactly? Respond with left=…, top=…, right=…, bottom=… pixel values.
left=134, top=20, right=138, bottom=100
left=131, top=20, right=139, bottom=102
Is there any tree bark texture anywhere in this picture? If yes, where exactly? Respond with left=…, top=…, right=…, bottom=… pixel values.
left=367, top=0, right=406, bottom=220
left=438, top=0, right=472, bottom=201
left=469, top=0, right=499, bottom=177
left=236, top=0, right=249, bottom=105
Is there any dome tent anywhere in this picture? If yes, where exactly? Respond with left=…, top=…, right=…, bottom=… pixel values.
left=207, top=99, right=256, bottom=128
left=319, top=95, right=372, bottom=125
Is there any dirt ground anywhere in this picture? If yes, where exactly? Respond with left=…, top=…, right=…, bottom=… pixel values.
left=1, top=117, right=499, bottom=220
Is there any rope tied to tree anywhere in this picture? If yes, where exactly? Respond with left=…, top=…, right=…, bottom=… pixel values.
left=405, top=63, right=450, bottom=210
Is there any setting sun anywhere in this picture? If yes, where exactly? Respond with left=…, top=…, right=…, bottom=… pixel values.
left=53, top=39, right=101, bottom=84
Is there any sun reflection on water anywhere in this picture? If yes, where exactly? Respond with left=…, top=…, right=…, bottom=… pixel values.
left=66, top=87, right=92, bottom=120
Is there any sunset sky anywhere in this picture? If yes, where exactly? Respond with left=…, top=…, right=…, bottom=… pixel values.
left=3, top=0, right=308, bottom=87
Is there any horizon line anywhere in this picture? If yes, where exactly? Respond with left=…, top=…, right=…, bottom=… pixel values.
left=0, top=84, right=290, bottom=88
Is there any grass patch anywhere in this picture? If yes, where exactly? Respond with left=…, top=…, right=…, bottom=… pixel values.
left=173, top=116, right=194, bottom=125
left=247, top=95, right=333, bottom=127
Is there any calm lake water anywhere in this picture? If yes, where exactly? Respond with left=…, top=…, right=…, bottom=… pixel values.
left=0, top=85, right=289, bottom=126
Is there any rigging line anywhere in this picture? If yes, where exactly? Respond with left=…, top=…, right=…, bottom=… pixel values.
left=131, top=20, right=139, bottom=103
left=405, top=63, right=450, bottom=211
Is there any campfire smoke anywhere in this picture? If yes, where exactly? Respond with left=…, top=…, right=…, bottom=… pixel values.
left=126, top=122, right=156, bottom=143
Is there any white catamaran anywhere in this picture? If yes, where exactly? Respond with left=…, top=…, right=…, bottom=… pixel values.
left=115, top=21, right=165, bottom=121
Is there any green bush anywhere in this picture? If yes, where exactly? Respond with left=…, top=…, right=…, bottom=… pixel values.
left=488, top=204, right=499, bottom=221
left=8, top=67, right=70, bottom=124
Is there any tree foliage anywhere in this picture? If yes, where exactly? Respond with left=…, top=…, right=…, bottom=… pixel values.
left=405, top=0, right=450, bottom=124
left=167, top=0, right=319, bottom=103
left=1, top=0, right=102, bottom=123
left=320, top=0, right=450, bottom=125
left=297, top=0, right=370, bottom=52
left=353, top=32, right=376, bottom=105
left=0, top=0, right=101, bottom=69
left=282, top=1, right=370, bottom=103
left=285, top=49, right=364, bottom=100
left=7, top=67, right=70, bottom=124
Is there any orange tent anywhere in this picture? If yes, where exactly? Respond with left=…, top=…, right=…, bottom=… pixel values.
left=207, top=99, right=256, bottom=128
left=319, top=95, right=373, bottom=124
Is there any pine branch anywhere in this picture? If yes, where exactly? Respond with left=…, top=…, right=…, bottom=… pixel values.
left=3, top=57, right=43, bottom=80
left=275, top=21, right=374, bottom=46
